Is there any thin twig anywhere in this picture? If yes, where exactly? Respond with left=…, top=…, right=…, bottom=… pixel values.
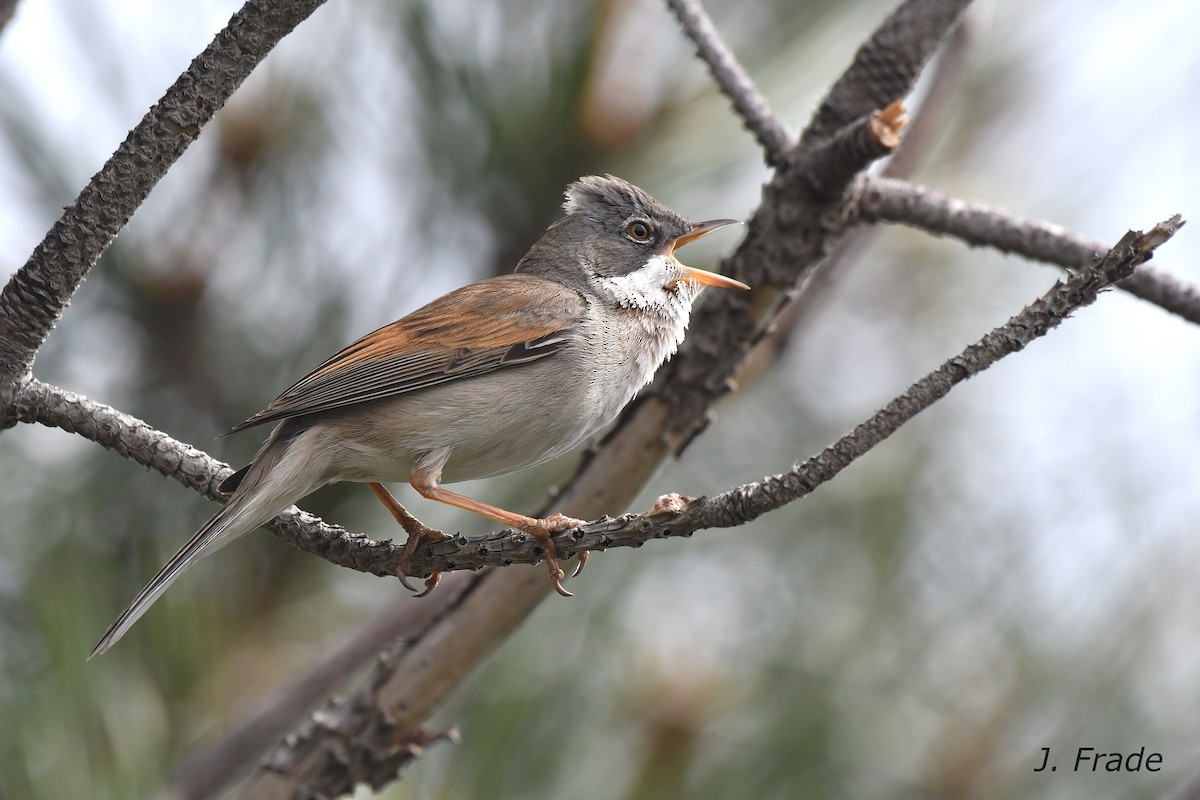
left=794, top=100, right=908, bottom=199
left=856, top=176, right=1200, bottom=325
left=664, top=0, right=791, bottom=166
left=675, top=216, right=1181, bottom=527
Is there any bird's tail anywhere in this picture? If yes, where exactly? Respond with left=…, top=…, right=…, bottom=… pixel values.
left=89, top=429, right=317, bottom=658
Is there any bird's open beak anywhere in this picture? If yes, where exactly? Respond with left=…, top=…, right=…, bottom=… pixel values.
left=669, top=219, right=749, bottom=290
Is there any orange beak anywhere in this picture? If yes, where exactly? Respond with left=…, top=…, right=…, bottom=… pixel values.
left=669, top=218, right=749, bottom=291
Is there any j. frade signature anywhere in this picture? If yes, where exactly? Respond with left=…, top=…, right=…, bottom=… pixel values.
left=1035, top=747, right=1162, bottom=773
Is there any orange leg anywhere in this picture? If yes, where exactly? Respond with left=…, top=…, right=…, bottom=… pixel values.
left=409, top=471, right=585, bottom=597
left=368, top=482, right=445, bottom=597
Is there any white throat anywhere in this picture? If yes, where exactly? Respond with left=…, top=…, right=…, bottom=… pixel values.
left=588, top=254, right=701, bottom=405
left=592, top=254, right=691, bottom=311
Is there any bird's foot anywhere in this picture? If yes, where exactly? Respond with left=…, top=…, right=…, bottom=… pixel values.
left=520, top=513, right=587, bottom=597
left=367, top=482, right=448, bottom=597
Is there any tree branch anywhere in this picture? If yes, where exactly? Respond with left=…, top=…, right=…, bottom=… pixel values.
left=800, top=0, right=972, bottom=147
left=664, top=0, right=791, bottom=167
left=171, top=575, right=474, bottom=800
left=646, top=215, right=1182, bottom=533
left=795, top=100, right=908, bottom=200
left=855, top=175, right=1200, bottom=325
left=0, top=0, right=327, bottom=422
left=742, top=15, right=976, bottom=373
left=8, top=378, right=408, bottom=576
left=644, top=2, right=973, bottom=459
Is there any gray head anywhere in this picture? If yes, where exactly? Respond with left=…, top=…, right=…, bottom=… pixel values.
left=516, top=175, right=745, bottom=306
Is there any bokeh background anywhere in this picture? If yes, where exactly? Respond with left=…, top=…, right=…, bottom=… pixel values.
left=2, top=0, right=1199, bottom=798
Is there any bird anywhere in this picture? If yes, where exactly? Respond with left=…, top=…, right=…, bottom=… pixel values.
left=90, top=174, right=747, bottom=658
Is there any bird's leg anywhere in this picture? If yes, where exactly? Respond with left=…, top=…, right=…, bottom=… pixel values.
left=408, top=468, right=585, bottom=597
left=367, top=482, right=446, bottom=597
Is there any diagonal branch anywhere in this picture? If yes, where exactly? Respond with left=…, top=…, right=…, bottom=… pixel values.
left=855, top=175, right=1200, bottom=325
left=0, top=0, right=327, bottom=417
left=665, top=0, right=791, bottom=166
left=630, top=216, right=1183, bottom=535
left=172, top=576, right=474, bottom=800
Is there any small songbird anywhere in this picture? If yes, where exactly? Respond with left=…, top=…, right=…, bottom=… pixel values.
left=90, top=175, right=747, bottom=657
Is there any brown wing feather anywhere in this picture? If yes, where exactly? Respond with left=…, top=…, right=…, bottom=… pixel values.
left=226, top=274, right=585, bottom=434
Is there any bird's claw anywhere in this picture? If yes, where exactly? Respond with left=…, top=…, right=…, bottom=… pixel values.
left=548, top=563, right=572, bottom=597
left=399, top=565, right=443, bottom=597
left=570, top=549, right=590, bottom=579
left=413, top=571, right=441, bottom=598
left=396, top=527, right=448, bottom=597
left=527, top=513, right=585, bottom=597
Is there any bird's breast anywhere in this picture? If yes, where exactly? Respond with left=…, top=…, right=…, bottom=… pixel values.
left=576, top=295, right=692, bottom=431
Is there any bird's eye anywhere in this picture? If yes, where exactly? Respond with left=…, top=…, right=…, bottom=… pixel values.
left=625, top=220, right=653, bottom=243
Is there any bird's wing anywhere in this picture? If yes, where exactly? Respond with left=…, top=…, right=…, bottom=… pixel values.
left=226, top=274, right=586, bottom=433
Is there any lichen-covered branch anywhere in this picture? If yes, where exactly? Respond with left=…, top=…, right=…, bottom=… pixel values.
left=800, top=0, right=973, bottom=147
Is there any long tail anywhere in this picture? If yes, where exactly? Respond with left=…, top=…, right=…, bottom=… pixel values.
left=90, top=430, right=318, bottom=658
